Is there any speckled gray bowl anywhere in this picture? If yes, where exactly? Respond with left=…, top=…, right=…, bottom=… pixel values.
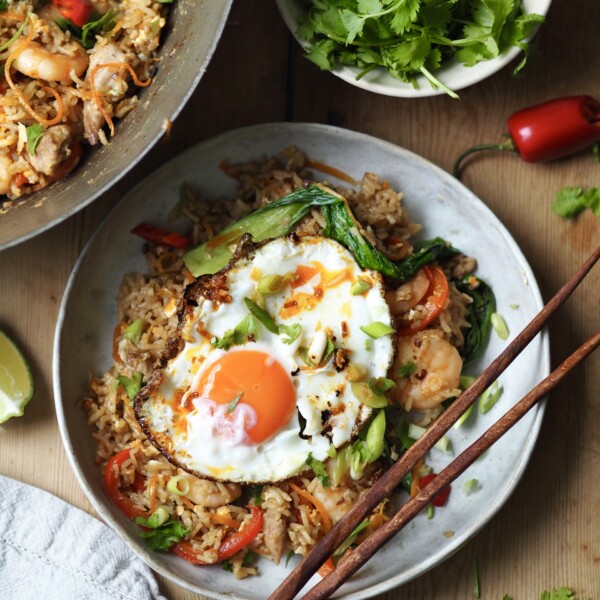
left=54, top=123, right=550, bottom=599
left=0, top=0, right=232, bottom=250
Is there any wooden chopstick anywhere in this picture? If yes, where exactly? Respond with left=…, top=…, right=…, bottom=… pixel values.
left=304, top=330, right=600, bottom=600
left=269, top=244, right=600, bottom=600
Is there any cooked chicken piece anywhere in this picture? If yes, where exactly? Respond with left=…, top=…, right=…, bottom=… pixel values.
left=263, top=508, right=287, bottom=564
left=83, top=43, right=129, bottom=145
left=27, top=125, right=73, bottom=176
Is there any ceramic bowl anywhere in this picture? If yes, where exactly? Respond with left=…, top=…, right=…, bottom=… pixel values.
left=0, top=0, right=233, bottom=250
left=276, top=0, right=552, bottom=97
left=54, top=123, right=550, bottom=598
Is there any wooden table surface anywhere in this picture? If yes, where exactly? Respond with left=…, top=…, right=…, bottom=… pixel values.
left=1, top=1, right=599, bottom=598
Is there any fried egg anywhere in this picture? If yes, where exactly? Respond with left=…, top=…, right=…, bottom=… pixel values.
left=135, top=235, right=394, bottom=483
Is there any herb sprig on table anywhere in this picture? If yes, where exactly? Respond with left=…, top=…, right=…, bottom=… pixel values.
left=297, top=0, right=544, bottom=97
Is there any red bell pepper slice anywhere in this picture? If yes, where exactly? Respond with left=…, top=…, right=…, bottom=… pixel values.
left=131, top=223, right=191, bottom=249
left=172, top=505, right=263, bottom=564
left=418, top=473, right=451, bottom=507
left=396, top=265, right=449, bottom=336
left=51, top=0, right=94, bottom=27
left=104, top=448, right=147, bottom=519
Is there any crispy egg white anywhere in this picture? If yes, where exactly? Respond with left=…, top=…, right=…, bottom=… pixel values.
left=135, top=236, right=394, bottom=483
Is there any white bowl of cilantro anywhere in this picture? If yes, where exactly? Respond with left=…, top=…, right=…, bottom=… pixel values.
left=276, top=0, right=551, bottom=98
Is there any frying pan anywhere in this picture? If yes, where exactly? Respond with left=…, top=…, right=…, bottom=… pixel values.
left=0, top=0, right=233, bottom=250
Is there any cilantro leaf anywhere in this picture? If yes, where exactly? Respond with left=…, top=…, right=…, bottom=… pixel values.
left=136, top=519, right=189, bottom=551
left=539, top=588, right=576, bottom=600
left=551, top=187, right=600, bottom=218
left=117, top=372, right=144, bottom=401
left=25, top=124, right=45, bottom=156
left=0, top=0, right=8, bottom=11
left=81, top=10, right=119, bottom=49
left=212, top=315, right=257, bottom=349
left=306, top=452, right=330, bottom=488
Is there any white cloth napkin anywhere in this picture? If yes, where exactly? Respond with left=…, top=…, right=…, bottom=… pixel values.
left=0, top=475, right=166, bottom=600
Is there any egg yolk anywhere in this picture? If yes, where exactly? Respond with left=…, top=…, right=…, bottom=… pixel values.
left=195, top=350, right=296, bottom=444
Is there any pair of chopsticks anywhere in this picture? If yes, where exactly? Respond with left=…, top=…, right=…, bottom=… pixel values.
left=271, top=245, right=600, bottom=600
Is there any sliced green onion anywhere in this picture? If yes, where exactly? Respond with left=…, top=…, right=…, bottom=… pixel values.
left=280, top=323, right=301, bottom=344
left=479, top=381, right=503, bottom=414
left=408, top=423, right=452, bottom=453
left=350, top=278, right=372, bottom=295
left=333, top=520, right=370, bottom=556
left=364, top=338, right=373, bottom=351
left=509, top=303, right=519, bottom=310
left=397, top=361, right=416, bottom=377
left=345, top=363, right=368, bottom=383
left=351, top=382, right=388, bottom=408
left=360, top=321, right=395, bottom=339
left=226, top=392, right=243, bottom=414
left=244, top=297, right=279, bottom=334
left=257, top=274, right=285, bottom=295
left=167, top=475, right=190, bottom=496
left=463, top=478, right=480, bottom=496
left=453, top=404, right=474, bottom=429
left=365, top=410, right=386, bottom=461
left=326, top=444, right=337, bottom=458
left=491, top=312, right=509, bottom=340
left=459, top=375, right=476, bottom=390
left=145, top=506, right=171, bottom=528
left=124, top=318, right=145, bottom=344
left=298, top=347, right=313, bottom=367
left=472, top=558, right=481, bottom=598
left=117, top=372, right=143, bottom=401
left=368, top=377, right=395, bottom=394
left=319, top=336, right=336, bottom=365
left=427, top=504, right=435, bottom=519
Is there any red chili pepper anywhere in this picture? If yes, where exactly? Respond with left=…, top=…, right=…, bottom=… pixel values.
left=396, top=265, right=449, bottom=337
left=104, top=448, right=148, bottom=519
left=131, top=223, right=191, bottom=249
left=453, top=95, right=600, bottom=177
left=418, top=473, right=451, bottom=507
left=172, top=505, right=263, bottom=565
left=51, top=0, right=94, bottom=27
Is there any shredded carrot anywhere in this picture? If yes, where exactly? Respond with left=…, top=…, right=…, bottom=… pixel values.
left=410, top=458, right=424, bottom=499
left=1, top=12, right=26, bottom=21
left=148, top=475, right=159, bottom=514
left=305, top=158, right=357, bottom=186
left=317, top=557, right=335, bottom=577
left=211, top=513, right=241, bottom=529
left=4, top=20, right=66, bottom=127
left=290, top=483, right=332, bottom=533
left=180, top=496, right=196, bottom=511
left=89, top=62, right=152, bottom=138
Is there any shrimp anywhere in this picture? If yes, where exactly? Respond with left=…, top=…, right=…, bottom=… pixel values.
left=310, top=480, right=360, bottom=525
left=182, top=474, right=241, bottom=508
left=0, top=155, right=12, bottom=196
left=393, top=329, right=462, bottom=411
left=385, top=268, right=431, bottom=316
left=11, top=39, right=89, bottom=82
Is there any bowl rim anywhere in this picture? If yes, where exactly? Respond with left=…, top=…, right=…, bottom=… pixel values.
left=275, top=0, right=552, bottom=98
left=0, top=0, right=234, bottom=252
left=53, top=122, right=550, bottom=599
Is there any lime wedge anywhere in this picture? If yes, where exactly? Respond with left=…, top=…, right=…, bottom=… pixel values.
left=0, top=330, right=34, bottom=424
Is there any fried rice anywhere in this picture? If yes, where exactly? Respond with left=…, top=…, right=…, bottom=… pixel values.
left=0, top=0, right=168, bottom=202
left=83, top=147, right=475, bottom=579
